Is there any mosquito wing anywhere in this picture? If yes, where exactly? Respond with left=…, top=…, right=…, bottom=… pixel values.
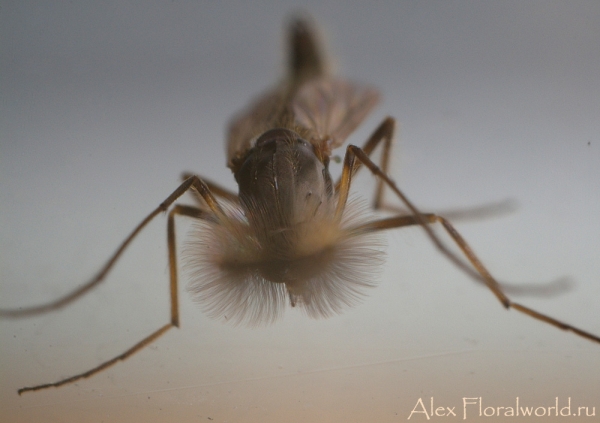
left=292, top=77, right=380, bottom=151
left=226, top=78, right=380, bottom=169
left=227, top=18, right=376, bottom=168
left=226, top=87, right=286, bottom=170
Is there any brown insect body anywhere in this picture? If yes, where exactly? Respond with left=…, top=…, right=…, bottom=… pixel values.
left=185, top=20, right=384, bottom=325
left=2, top=15, right=598, bottom=396
left=187, top=129, right=384, bottom=324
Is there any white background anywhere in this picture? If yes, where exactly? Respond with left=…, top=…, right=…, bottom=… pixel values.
left=1, top=1, right=599, bottom=422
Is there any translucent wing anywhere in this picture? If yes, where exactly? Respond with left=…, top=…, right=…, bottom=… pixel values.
left=226, top=78, right=380, bottom=169
left=292, top=78, right=380, bottom=150
left=226, top=18, right=378, bottom=168
left=226, top=17, right=327, bottom=170
left=226, top=87, right=286, bottom=170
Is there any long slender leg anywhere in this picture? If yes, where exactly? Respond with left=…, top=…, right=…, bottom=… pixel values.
left=338, top=120, right=564, bottom=297
left=2, top=176, right=226, bottom=393
left=432, top=199, right=517, bottom=222
left=334, top=116, right=395, bottom=209
left=361, top=211, right=570, bottom=299
left=339, top=145, right=600, bottom=344
left=17, top=324, right=173, bottom=395
left=0, top=209, right=162, bottom=318
left=16, top=203, right=211, bottom=394
left=0, top=176, right=223, bottom=318
left=181, top=172, right=239, bottom=204
left=341, top=117, right=518, bottom=222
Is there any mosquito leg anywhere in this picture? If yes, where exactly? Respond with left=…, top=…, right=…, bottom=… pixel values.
left=166, top=204, right=210, bottom=328
left=17, top=323, right=173, bottom=395
left=337, top=118, right=516, bottom=221
left=432, top=216, right=600, bottom=343
left=0, top=208, right=164, bottom=318
left=333, top=118, right=394, bottom=219
left=345, top=135, right=558, bottom=298
left=6, top=178, right=225, bottom=393
left=181, top=172, right=239, bottom=204
left=432, top=198, right=517, bottom=222
left=0, top=176, right=222, bottom=319
left=358, top=213, right=571, bottom=298
left=345, top=145, right=600, bottom=344
left=342, top=145, right=505, bottom=295
left=334, top=116, right=395, bottom=209
left=16, top=203, right=212, bottom=394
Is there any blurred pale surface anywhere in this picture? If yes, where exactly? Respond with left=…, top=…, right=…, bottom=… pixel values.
left=2, top=1, right=599, bottom=422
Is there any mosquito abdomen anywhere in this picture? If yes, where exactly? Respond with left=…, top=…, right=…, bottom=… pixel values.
left=288, top=17, right=327, bottom=89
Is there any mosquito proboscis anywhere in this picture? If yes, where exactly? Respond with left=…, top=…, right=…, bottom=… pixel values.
left=1, top=16, right=599, bottom=396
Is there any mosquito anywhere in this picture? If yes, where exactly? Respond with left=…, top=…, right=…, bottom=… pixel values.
left=2, top=16, right=599, bottom=396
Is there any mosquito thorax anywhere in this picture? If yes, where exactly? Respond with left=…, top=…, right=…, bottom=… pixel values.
left=234, top=128, right=334, bottom=255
